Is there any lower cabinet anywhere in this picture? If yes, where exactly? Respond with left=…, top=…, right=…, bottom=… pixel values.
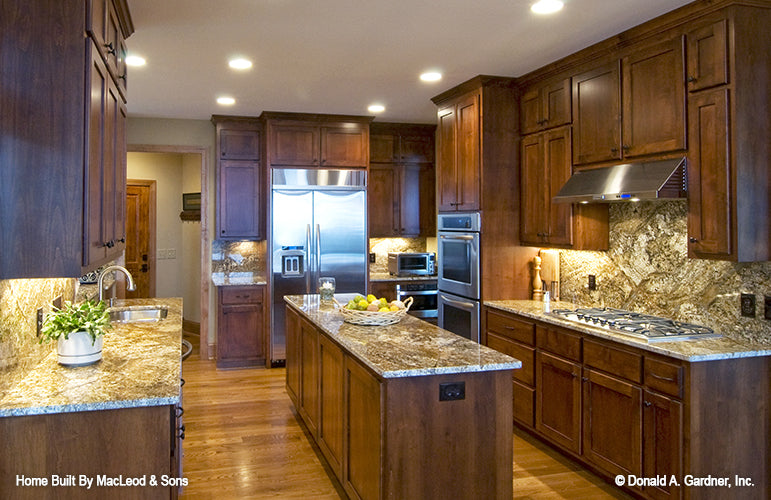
left=216, top=285, right=267, bottom=368
left=318, top=334, right=345, bottom=479
left=535, top=351, right=582, bottom=454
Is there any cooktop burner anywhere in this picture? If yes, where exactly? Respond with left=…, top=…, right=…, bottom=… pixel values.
left=551, top=307, right=721, bottom=342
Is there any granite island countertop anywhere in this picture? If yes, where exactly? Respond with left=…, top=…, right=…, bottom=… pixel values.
left=285, top=294, right=520, bottom=378
left=485, top=299, right=771, bottom=362
left=0, top=298, right=182, bottom=417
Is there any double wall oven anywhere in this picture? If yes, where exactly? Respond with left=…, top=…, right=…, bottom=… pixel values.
left=437, top=212, right=481, bottom=342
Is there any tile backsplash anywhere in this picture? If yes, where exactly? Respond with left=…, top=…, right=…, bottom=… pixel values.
left=559, top=201, right=771, bottom=344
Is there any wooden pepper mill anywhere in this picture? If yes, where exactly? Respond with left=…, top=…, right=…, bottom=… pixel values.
left=532, top=256, right=544, bottom=301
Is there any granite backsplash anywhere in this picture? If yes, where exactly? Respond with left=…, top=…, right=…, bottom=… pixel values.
left=212, top=240, right=266, bottom=275
left=369, top=237, right=428, bottom=274
left=558, top=201, right=771, bottom=344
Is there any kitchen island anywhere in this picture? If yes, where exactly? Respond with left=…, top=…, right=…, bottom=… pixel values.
left=0, top=298, right=183, bottom=500
left=284, top=294, right=520, bottom=500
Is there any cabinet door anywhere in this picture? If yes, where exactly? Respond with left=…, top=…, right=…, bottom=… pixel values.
left=220, top=129, right=260, bottom=160
left=487, top=332, right=535, bottom=427
left=417, top=164, right=436, bottom=236
left=541, top=77, right=572, bottom=130
left=520, top=87, right=542, bottom=135
left=687, top=19, right=728, bottom=92
left=622, top=38, right=686, bottom=157
left=582, top=369, right=643, bottom=478
left=687, top=88, right=732, bottom=258
left=321, top=124, right=368, bottom=168
left=299, top=318, right=320, bottom=437
left=643, top=390, right=683, bottom=500
left=399, top=134, right=434, bottom=163
left=318, top=334, right=344, bottom=479
left=344, top=356, right=382, bottom=500
left=456, top=93, right=481, bottom=211
left=285, top=307, right=301, bottom=405
left=217, top=304, right=262, bottom=363
left=520, top=133, right=547, bottom=244
left=399, top=165, right=422, bottom=236
left=572, top=61, right=621, bottom=165
left=368, top=164, right=398, bottom=237
left=270, top=123, right=319, bottom=166
left=370, top=134, right=396, bottom=163
left=544, top=127, right=572, bottom=246
left=536, top=351, right=582, bottom=454
left=217, top=160, right=262, bottom=239
left=102, top=77, right=126, bottom=257
left=436, top=104, right=458, bottom=211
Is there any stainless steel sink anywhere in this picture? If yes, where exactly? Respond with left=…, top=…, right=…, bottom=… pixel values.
left=109, top=306, right=168, bottom=323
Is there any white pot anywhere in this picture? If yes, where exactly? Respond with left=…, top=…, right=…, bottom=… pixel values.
left=57, top=331, right=103, bottom=366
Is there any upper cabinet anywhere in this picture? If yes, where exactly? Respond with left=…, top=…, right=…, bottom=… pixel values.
left=0, top=0, right=133, bottom=279
left=264, top=113, right=372, bottom=169
left=520, top=77, right=571, bottom=135
left=686, top=19, right=728, bottom=92
left=572, top=38, right=685, bottom=166
left=368, top=123, right=436, bottom=238
left=212, top=116, right=264, bottom=240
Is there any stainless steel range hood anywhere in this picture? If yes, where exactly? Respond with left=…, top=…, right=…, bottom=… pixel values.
left=553, top=157, right=687, bottom=203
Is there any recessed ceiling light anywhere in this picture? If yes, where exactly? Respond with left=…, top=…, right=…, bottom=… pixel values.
left=125, top=55, right=146, bottom=67
left=531, top=0, right=564, bottom=15
left=368, top=104, right=385, bottom=113
left=228, top=58, right=252, bottom=70
left=420, top=72, right=442, bottom=82
left=217, top=96, right=236, bottom=106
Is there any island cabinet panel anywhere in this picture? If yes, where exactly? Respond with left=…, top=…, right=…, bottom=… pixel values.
left=285, top=307, right=302, bottom=404
left=299, top=316, right=320, bottom=438
left=318, top=334, right=344, bottom=478
left=216, top=285, right=267, bottom=369
left=0, top=405, right=175, bottom=499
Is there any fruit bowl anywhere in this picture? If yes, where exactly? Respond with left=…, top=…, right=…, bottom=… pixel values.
left=335, top=297, right=413, bottom=326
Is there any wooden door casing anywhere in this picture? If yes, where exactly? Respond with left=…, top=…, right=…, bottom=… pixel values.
left=125, top=180, right=156, bottom=298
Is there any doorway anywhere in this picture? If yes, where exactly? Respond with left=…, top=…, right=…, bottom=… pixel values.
left=125, top=180, right=157, bottom=298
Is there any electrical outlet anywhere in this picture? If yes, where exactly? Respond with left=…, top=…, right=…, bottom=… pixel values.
left=36, top=308, right=44, bottom=337
left=439, top=382, right=465, bottom=401
left=588, top=274, right=596, bottom=291
left=369, top=252, right=376, bottom=263
left=765, top=295, right=771, bottom=320
left=740, top=293, right=756, bottom=318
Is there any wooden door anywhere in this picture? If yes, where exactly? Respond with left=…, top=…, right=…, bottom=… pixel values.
left=399, top=165, right=421, bottom=236
left=545, top=127, right=572, bottom=246
left=520, top=87, right=542, bottom=135
left=582, top=368, right=643, bottom=478
left=219, top=129, right=260, bottom=160
left=125, top=181, right=155, bottom=298
left=318, top=334, right=344, bottom=479
left=687, top=88, right=732, bottom=258
left=643, top=390, right=683, bottom=500
left=367, top=164, right=398, bottom=237
left=321, top=124, right=368, bottom=168
left=542, top=77, right=572, bottom=130
left=572, top=61, right=621, bottom=165
left=520, top=133, right=546, bottom=244
left=269, top=123, right=319, bottom=166
left=85, top=44, right=108, bottom=267
left=217, top=160, right=261, bottom=239
left=436, top=105, right=457, bottom=211
left=536, top=351, right=582, bottom=454
left=622, top=38, right=686, bottom=157
left=456, top=92, right=480, bottom=211
left=687, top=19, right=728, bottom=92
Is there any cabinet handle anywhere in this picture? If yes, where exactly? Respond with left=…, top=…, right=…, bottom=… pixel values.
left=644, top=400, right=652, bottom=407
left=649, top=372, right=677, bottom=383
left=104, top=42, right=115, bottom=55
left=176, top=406, right=185, bottom=418
left=321, top=159, right=326, bottom=165
left=179, top=424, right=186, bottom=440
left=610, top=147, right=618, bottom=153
left=104, top=240, right=115, bottom=248
left=221, top=151, right=226, bottom=157
left=180, top=378, right=185, bottom=386
left=622, top=145, right=630, bottom=151
left=118, top=238, right=125, bottom=243
left=581, top=376, right=588, bottom=381
left=119, top=73, right=126, bottom=83
left=687, top=76, right=697, bottom=83
left=689, top=237, right=698, bottom=243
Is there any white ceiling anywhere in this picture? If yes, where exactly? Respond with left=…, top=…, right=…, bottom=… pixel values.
left=125, top=0, right=693, bottom=123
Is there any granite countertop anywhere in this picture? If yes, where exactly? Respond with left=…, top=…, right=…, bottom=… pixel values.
left=369, top=272, right=437, bottom=282
left=285, top=294, right=520, bottom=378
left=485, top=299, right=771, bottom=362
left=212, top=272, right=267, bottom=286
left=0, top=298, right=183, bottom=417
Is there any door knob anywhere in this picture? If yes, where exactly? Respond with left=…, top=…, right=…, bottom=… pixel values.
left=141, top=264, right=148, bottom=272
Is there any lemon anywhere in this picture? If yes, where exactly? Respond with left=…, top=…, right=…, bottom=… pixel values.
left=379, top=297, right=388, bottom=307
left=389, top=305, right=399, bottom=312
left=346, top=300, right=357, bottom=309
left=353, top=294, right=365, bottom=303
left=357, top=299, right=369, bottom=310
left=378, top=307, right=390, bottom=312
left=367, top=294, right=376, bottom=303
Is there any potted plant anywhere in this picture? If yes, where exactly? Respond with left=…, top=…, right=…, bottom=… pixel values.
left=40, top=299, right=112, bottom=366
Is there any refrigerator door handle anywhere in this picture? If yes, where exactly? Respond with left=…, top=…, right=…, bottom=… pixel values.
left=315, top=223, right=321, bottom=288
left=305, top=224, right=312, bottom=294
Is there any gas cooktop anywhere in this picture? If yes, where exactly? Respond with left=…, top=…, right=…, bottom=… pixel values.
left=551, top=307, right=721, bottom=342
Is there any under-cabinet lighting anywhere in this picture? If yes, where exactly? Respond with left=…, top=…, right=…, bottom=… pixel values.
left=125, top=55, right=146, bottom=67
left=217, top=96, right=236, bottom=105
left=531, top=0, right=564, bottom=15
left=228, top=58, right=252, bottom=70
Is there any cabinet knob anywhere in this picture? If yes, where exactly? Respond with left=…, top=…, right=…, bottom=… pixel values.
left=119, top=73, right=126, bottom=83
left=104, top=240, right=115, bottom=248
left=689, top=237, right=698, bottom=243
left=104, top=42, right=115, bottom=55
left=687, top=76, right=697, bottom=83
left=610, top=147, right=618, bottom=154
left=622, top=145, right=630, bottom=151
left=644, top=400, right=652, bottom=407
left=581, top=376, right=588, bottom=382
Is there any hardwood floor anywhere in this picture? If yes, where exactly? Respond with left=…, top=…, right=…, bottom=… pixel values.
left=179, top=346, right=629, bottom=499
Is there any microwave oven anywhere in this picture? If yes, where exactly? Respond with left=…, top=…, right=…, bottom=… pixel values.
left=387, top=252, right=435, bottom=276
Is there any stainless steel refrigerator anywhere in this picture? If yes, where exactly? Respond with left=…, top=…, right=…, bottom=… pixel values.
left=270, top=169, right=367, bottom=361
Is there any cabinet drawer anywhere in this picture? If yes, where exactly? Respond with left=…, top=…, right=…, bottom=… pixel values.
left=536, top=325, right=581, bottom=361
left=220, top=286, right=263, bottom=305
left=584, top=339, right=642, bottom=383
left=487, top=332, right=535, bottom=386
left=513, top=380, right=535, bottom=428
left=486, top=310, right=535, bottom=345
left=644, top=357, right=683, bottom=399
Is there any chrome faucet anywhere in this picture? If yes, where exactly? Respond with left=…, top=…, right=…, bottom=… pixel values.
left=97, top=265, right=137, bottom=304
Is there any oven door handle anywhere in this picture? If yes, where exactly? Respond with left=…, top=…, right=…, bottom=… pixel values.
left=398, top=290, right=438, bottom=296
left=439, top=294, right=475, bottom=310
left=439, top=234, right=475, bottom=241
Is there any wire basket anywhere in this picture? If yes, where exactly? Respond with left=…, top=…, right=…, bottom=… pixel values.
left=335, top=297, right=413, bottom=326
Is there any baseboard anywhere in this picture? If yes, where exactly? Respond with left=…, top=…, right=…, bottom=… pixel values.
left=182, top=319, right=200, bottom=335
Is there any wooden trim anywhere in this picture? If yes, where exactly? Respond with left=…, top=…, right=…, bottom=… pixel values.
left=129, top=144, right=211, bottom=360
left=126, top=178, right=157, bottom=298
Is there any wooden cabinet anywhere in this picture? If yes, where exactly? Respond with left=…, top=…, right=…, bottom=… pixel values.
left=318, top=334, right=344, bottom=478
left=536, top=350, right=583, bottom=454
left=368, top=123, right=436, bottom=237
left=572, top=40, right=685, bottom=165
left=642, top=390, right=682, bottom=500
left=87, top=0, right=129, bottom=98
left=263, top=113, right=372, bottom=169
left=520, top=77, right=571, bottom=135
left=686, top=19, right=728, bottom=92
left=299, top=315, right=320, bottom=436
left=0, top=0, right=133, bottom=278
left=213, top=117, right=264, bottom=240
left=216, top=285, right=267, bottom=368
